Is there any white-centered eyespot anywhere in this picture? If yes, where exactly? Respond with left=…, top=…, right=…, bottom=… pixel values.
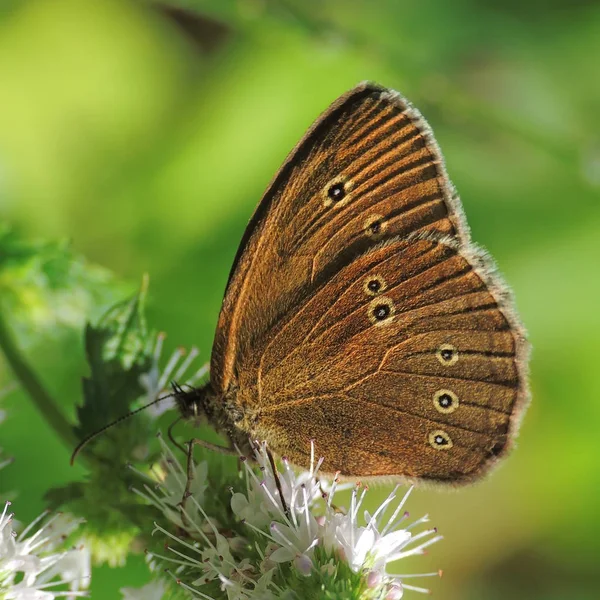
left=436, top=343, right=458, bottom=366
left=363, top=274, right=387, bottom=296
left=368, top=296, right=395, bottom=326
left=433, top=389, right=459, bottom=414
left=428, top=430, right=453, bottom=450
left=322, top=175, right=354, bottom=208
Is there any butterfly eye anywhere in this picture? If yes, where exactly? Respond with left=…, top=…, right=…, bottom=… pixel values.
left=363, top=275, right=387, bottom=296
left=368, top=297, right=395, bottom=325
left=436, top=343, right=458, bottom=366
left=433, top=389, right=459, bottom=414
left=428, top=430, right=453, bottom=450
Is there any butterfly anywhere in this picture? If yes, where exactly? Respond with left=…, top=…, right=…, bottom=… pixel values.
left=72, top=82, right=530, bottom=486
left=172, top=81, right=530, bottom=485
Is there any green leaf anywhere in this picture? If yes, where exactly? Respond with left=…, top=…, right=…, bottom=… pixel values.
left=75, top=277, right=154, bottom=441
left=46, top=476, right=158, bottom=567
left=62, top=278, right=164, bottom=566
left=0, top=221, right=123, bottom=347
left=44, top=481, right=87, bottom=508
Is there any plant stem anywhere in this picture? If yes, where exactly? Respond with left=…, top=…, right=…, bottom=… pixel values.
left=0, top=311, right=77, bottom=449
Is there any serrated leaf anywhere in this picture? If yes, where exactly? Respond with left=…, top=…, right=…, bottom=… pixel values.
left=75, top=278, right=154, bottom=440
left=93, top=274, right=151, bottom=370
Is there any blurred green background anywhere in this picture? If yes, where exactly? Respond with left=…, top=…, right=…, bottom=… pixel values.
left=1, top=0, right=599, bottom=598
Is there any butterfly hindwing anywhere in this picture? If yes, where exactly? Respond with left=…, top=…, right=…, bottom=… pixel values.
left=242, top=236, right=528, bottom=482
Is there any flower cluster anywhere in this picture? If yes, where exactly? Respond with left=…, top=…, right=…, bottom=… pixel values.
left=1, top=385, right=90, bottom=598
left=133, top=437, right=442, bottom=599
left=0, top=502, right=90, bottom=599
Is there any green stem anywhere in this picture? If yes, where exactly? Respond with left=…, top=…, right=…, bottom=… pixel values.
left=0, top=310, right=77, bottom=449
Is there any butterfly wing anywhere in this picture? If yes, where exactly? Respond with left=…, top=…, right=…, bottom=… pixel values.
left=211, top=82, right=469, bottom=393
left=209, top=82, right=529, bottom=482
left=247, top=236, right=529, bottom=482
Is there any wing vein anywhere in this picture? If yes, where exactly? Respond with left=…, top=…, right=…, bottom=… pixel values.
left=380, top=367, right=517, bottom=388
left=262, top=394, right=497, bottom=448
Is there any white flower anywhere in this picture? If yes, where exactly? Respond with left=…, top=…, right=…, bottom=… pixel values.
left=231, top=442, right=325, bottom=576
left=232, top=442, right=323, bottom=528
left=321, top=483, right=442, bottom=595
left=120, top=580, right=165, bottom=600
left=134, top=437, right=442, bottom=599
left=130, top=434, right=210, bottom=533
left=0, top=501, right=90, bottom=599
left=246, top=444, right=442, bottom=596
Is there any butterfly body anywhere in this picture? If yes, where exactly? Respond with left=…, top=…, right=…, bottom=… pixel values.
left=179, top=82, right=529, bottom=485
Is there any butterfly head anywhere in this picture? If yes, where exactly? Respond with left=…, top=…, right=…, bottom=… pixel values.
left=171, top=382, right=256, bottom=455
left=172, top=382, right=212, bottom=427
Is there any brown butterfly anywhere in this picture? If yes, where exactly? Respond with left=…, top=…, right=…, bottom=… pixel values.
left=171, top=81, right=531, bottom=485
left=73, top=82, right=530, bottom=485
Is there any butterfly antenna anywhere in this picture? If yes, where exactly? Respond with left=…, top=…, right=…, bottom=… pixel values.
left=70, top=391, right=178, bottom=466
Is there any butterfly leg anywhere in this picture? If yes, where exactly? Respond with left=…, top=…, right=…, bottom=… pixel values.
left=167, top=416, right=186, bottom=455
left=189, top=437, right=238, bottom=456
left=178, top=437, right=237, bottom=523
left=265, top=446, right=290, bottom=520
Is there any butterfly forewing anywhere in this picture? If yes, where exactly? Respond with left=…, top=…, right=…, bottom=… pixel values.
left=244, top=237, right=527, bottom=481
left=212, top=83, right=468, bottom=393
